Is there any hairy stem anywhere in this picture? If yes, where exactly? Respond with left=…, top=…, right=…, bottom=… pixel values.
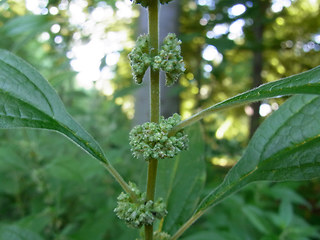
left=145, top=1, right=159, bottom=240
left=170, top=210, right=205, bottom=240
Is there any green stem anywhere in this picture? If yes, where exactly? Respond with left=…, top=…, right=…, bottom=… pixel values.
left=170, top=210, right=205, bottom=240
left=146, top=158, right=158, bottom=200
left=145, top=1, right=159, bottom=240
left=102, top=162, right=138, bottom=202
left=149, top=3, right=160, bottom=123
left=145, top=158, right=158, bottom=238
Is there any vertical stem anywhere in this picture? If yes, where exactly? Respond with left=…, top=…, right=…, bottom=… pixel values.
left=149, top=1, right=160, bottom=123
left=145, top=158, right=158, bottom=239
left=145, top=1, right=159, bottom=240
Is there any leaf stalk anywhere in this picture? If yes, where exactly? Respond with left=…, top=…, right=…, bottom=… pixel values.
left=170, top=210, right=205, bottom=240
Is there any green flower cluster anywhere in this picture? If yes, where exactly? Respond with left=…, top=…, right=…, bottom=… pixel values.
left=128, top=34, right=151, bottom=84
left=129, top=113, right=188, bottom=160
left=114, top=182, right=167, bottom=228
left=154, top=33, right=185, bottom=86
left=129, top=33, right=185, bottom=86
left=137, top=231, right=171, bottom=240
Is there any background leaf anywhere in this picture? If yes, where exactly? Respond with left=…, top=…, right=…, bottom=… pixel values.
left=0, top=49, right=107, bottom=164
left=156, top=124, right=206, bottom=234
left=196, top=94, right=320, bottom=212
left=0, top=225, right=44, bottom=240
left=0, top=15, right=53, bottom=52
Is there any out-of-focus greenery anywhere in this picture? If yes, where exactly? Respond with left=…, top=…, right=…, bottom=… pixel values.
left=0, top=0, right=319, bottom=239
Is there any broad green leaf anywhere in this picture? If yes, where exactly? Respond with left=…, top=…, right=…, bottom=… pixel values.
left=156, top=124, right=206, bottom=234
left=0, top=49, right=107, bottom=164
left=196, top=94, right=320, bottom=213
left=175, top=66, right=320, bottom=131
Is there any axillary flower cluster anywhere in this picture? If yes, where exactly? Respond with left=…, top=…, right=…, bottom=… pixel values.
left=114, top=182, right=167, bottom=228
left=129, top=33, right=185, bottom=86
left=129, top=113, right=188, bottom=160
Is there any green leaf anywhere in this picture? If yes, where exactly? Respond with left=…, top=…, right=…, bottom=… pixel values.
left=181, top=231, right=234, bottom=240
left=0, top=49, right=107, bottom=164
left=1, top=15, right=51, bottom=37
left=279, top=199, right=293, bottom=228
left=242, top=205, right=271, bottom=234
left=0, top=225, right=44, bottom=240
left=196, top=94, right=320, bottom=213
left=1, top=15, right=53, bottom=51
left=156, top=124, right=206, bottom=234
left=175, top=66, right=320, bottom=131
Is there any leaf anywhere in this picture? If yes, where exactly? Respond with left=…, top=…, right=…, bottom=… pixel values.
left=242, top=205, right=271, bottom=234
left=181, top=231, right=234, bottom=240
left=0, top=49, right=108, bottom=164
left=196, top=94, right=320, bottom=213
left=1, top=15, right=53, bottom=51
left=1, top=15, right=52, bottom=37
left=0, top=225, right=44, bottom=240
left=156, top=124, right=206, bottom=234
left=278, top=199, right=293, bottom=228
left=175, top=66, right=320, bottom=131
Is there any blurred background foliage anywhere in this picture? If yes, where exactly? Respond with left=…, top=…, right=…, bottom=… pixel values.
left=0, top=0, right=320, bottom=239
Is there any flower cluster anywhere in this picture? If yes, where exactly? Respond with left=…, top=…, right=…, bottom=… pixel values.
left=129, top=113, right=188, bottom=160
left=153, top=33, right=185, bottom=86
left=114, top=182, right=167, bottom=228
left=129, top=33, right=185, bottom=86
left=137, top=231, right=171, bottom=240
left=128, top=34, right=151, bottom=84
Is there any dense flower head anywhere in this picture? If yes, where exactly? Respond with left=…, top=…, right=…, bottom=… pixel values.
left=114, top=182, right=167, bottom=228
left=128, top=34, right=151, bottom=84
left=157, top=33, right=185, bottom=86
left=129, top=113, right=189, bottom=160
